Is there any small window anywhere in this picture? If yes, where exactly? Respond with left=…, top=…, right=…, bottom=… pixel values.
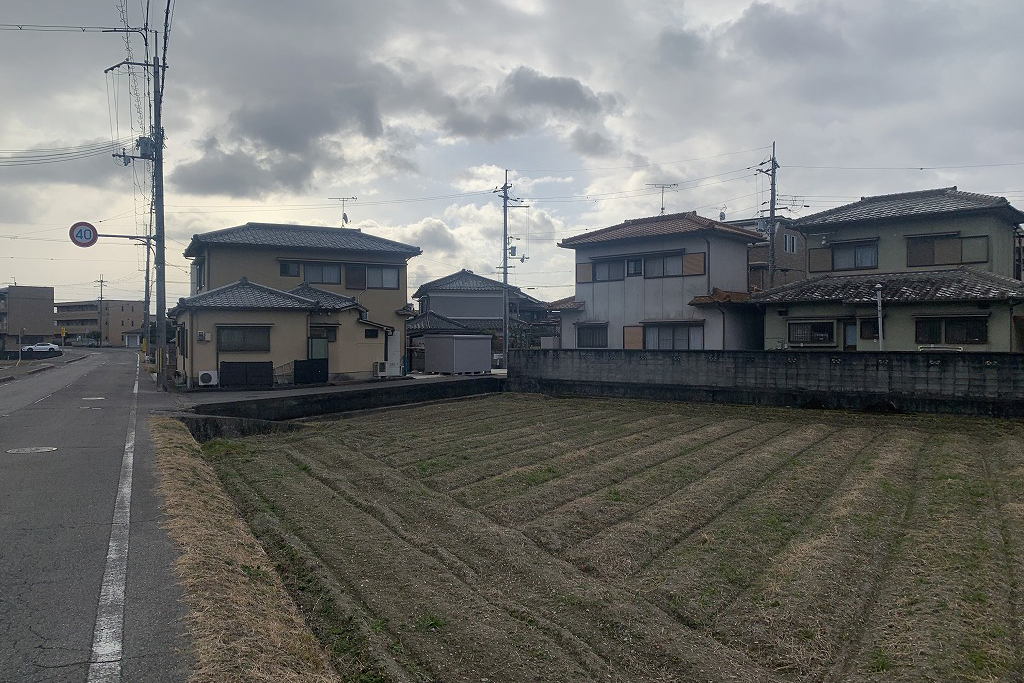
left=832, top=243, right=877, bottom=270
left=784, top=233, right=798, bottom=254
left=280, top=262, right=300, bottom=277
left=644, top=324, right=704, bottom=350
left=593, top=260, right=624, bottom=282
left=304, top=262, right=341, bottom=284
left=310, top=326, right=337, bottom=342
left=626, top=259, right=643, bottom=277
left=789, top=321, right=835, bottom=344
left=915, top=319, right=942, bottom=344
left=364, top=328, right=380, bottom=339
left=644, top=255, right=684, bottom=278
left=576, top=325, right=608, bottom=348
left=860, top=319, right=882, bottom=340
left=367, top=266, right=400, bottom=289
left=217, top=326, right=271, bottom=352
left=945, top=317, right=987, bottom=344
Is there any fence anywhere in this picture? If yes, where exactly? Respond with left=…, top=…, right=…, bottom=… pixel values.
left=507, top=349, right=1024, bottom=417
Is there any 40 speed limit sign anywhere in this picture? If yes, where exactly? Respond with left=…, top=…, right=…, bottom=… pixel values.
left=69, top=222, right=98, bottom=248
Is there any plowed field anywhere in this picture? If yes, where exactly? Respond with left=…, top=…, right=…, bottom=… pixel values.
left=203, top=394, right=1024, bottom=682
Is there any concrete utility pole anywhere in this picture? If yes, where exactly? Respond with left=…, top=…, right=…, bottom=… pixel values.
left=96, top=274, right=106, bottom=345
left=494, top=171, right=528, bottom=370
left=756, top=142, right=780, bottom=289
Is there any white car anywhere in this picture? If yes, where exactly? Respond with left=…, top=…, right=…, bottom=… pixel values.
left=22, top=342, right=60, bottom=352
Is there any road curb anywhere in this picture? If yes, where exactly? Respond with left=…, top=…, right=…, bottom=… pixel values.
left=0, top=375, right=13, bottom=384
left=65, top=355, right=86, bottom=364
left=25, top=364, right=54, bottom=376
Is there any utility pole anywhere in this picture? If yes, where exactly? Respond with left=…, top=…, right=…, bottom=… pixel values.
left=646, top=183, right=678, bottom=215
left=756, top=142, right=780, bottom=289
left=96, top=274, right=106, bottom=345
left=494, top=171, right=528, bottom=370
left=329, top=196, right=357, bottom=225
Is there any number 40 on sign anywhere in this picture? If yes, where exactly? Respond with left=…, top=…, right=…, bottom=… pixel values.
left=69, top=221, right=98, bottom=248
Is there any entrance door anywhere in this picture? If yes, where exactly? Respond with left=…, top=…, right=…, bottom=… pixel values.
left=843, top=321, right=857, bottom=351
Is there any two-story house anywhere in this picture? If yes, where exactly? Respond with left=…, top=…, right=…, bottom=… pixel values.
left=754, top=187, right=1024, bottom=352
left=174, top=222, right=420, bottom=386
left=556, top=211, right=764, bottom=350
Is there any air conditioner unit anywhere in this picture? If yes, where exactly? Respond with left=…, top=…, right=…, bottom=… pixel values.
left=197, top=370, right=219, bottom=387
left=197, top=331, right=209, bottom=341
left=372, top=361, right=388, bottom=377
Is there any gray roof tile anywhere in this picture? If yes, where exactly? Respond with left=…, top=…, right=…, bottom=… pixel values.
left=406, top=310, right=470, bottom=333
left=171, top=278, right=317, bottom=313
left=752, top=267, right=1024, bottom=305
left=184, top=222, right=421, bottom=257
left=412, top=269, right=542, bottom=304
left=792, top=187, right=1024, bottom=228
left=287, top=283, right=363, bottom=311
left=559, top=211, right=762, bottom=248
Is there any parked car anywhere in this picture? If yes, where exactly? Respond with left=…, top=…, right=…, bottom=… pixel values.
left=22, top=342, right=60, bottom=352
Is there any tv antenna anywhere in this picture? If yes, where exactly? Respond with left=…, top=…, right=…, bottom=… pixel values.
left=646, top=183, right=678, bottom=215
left=329, top=196, right=357, bottom=225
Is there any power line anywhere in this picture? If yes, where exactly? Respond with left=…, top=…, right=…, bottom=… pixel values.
left=786, top=161, right=1024, bottom=171
left=514, top=145, right=771, bottom=173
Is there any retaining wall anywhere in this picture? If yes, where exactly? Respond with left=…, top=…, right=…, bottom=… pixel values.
left=507, top=349, right=1024, bottom=417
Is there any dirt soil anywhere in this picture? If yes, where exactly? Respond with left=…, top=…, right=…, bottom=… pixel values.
left=199, top=394, right=1024, bottom=683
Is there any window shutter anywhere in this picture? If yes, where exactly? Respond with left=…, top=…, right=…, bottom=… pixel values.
left=683, top=252, right=706, bottom=276
left=622, top=325, right=643, bottom=349
left=808, top=248, right=833, bottom=272
left=961, top=236, right=989, bottom=263
left=576, top=262, right=593, bottom=283
left=346, top=264, right=367, bottom=289
left=933, top=237, right=962, bottom=265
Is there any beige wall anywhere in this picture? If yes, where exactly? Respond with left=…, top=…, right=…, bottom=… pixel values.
left=804, top=215, right=1017, bottom=277
left=193, top=244, right=411, bottom=357
left=176, top=307, right=390, bottom=386
left=763, top=301, right=1020, bottom=352
left=55, top=299, right=144, bottom=346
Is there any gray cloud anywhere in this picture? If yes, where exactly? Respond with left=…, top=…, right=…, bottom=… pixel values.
left=499, top=67, right=607, bottom=114
left=569, top=128, right=617, bottom=157
left=168, top=137, right=315, bottom=198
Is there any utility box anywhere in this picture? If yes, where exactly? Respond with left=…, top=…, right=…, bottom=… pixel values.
left=423, top=334, right=491, bottom=374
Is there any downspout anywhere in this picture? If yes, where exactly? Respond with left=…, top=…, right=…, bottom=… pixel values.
left=715, top=303, right=727, bottom=350
left=703, top=233, right=714, bottom=348
left=1009, top=298, right=1022, bottom=352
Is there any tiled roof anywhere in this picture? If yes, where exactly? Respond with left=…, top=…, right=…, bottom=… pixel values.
left=183, top=222, right=421, bottom=257
left=288, top=283, right=363, bottom=311
left=690, top=288, right=752, bottom=306
left=752, top=267, right=1024, bottom=305
left=412, top=269, right=541, bottom=304
left=170, top=278, right=317, bottom=313
left=405, top=310, right=470, bottom=333
left=548, top=296, right=585, bottom=311
left=446, top=316, right=530, bottom=331
left=792, top=187, right=1024, bottom=228
left=558, top=211, right=763, bottom=248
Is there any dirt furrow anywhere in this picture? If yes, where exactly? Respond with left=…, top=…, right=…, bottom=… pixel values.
left=524, top=420, right=788, bottom=553
left=638, top=428, right=877, bottom=625
left=838, top=433, right=1019, bottom=682
left=474, top=418, right=763, bottom=526
left=276, top=434, right=784, bottom=683
left=564, top=424, right=836, bottom=580
left=709, top=429, right=925, bottom=683
left=213, top=438, right=609, bottom=683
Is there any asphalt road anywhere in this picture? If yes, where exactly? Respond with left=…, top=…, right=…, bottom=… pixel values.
left=0, top=348, right=188, bottom=682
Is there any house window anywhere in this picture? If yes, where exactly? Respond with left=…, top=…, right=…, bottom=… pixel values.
left=310, top=326, right=337, bottom=342
left=367, top=265, right=400, bottom=289
left=644, top=324, right=704, bottom=350
left=217, top=326, right=271, bottom=352
left=789, top=321, right=835, bottom=345
left=860, top=318, right=883, bottom=340
left=784, top=233, right=798, bottom=254
left=280, top=262, right=300, bottom=277
left=593, top=260, right=625, bottom=282
left=304, top=262, right=341, bottom=284
left=626, top=258, right=643, bottom=277
left=832, top=242, right=878, bottom=270
left=364, top=328, right=379, bottom=339
left=577, top=325, right=608, bottom=348
left=916, top=317, right=988, bottom=345
left=906, top=235, right=989, bottom=267
left=644, top=254, right=684, bottom=278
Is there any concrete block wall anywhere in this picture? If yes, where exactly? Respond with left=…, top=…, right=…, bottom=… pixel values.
left=508, top=349, right=1024, bottom=416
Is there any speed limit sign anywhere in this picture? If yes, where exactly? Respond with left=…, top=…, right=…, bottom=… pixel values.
left=70, top=221, right=98, bottom=248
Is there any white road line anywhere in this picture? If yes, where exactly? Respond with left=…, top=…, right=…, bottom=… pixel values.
left=86, top=355, right=140, bottom=683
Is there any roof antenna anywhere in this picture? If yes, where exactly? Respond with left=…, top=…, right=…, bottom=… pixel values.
left=646, top=183, right=678, bottom=215
left=328, top=196, right=357, bottom=226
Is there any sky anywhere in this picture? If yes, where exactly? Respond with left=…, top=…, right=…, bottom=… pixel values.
left=2, top=0, right=1024, bottom=309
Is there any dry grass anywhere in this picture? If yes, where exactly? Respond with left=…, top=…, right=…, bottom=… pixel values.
left=150, top=417, right=342, bottom=683
left=170, top=395, right=1024, bottom=683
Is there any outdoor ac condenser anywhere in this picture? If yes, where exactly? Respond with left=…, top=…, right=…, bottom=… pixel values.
left=197, top=370, right=219, bottom=387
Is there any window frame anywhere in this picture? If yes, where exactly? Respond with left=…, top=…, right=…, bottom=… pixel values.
left=783, top=233, right=798, bottom=254
left=592, top=259, right=625, bottom=282
left=644, top=254, right=685, bottom=279
left=216, top=326, right=271, bottom=352
left=280, top=261, right=301, bottom=278
left=643, top=323, right=705, bottom=350
left=626, top=258, right=643, bottom=277
left=366, top=265, right=400, bottom=289
left=303, top=262, right=341, bottom=284
left=831, top=241, right=878, bottom=271
left=576, top=324, right=608, bottom=349
left=788, top=320, right=836, bottom=346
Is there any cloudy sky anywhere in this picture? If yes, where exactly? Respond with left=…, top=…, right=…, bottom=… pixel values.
left=2, top=0, right=1023, bottom=308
